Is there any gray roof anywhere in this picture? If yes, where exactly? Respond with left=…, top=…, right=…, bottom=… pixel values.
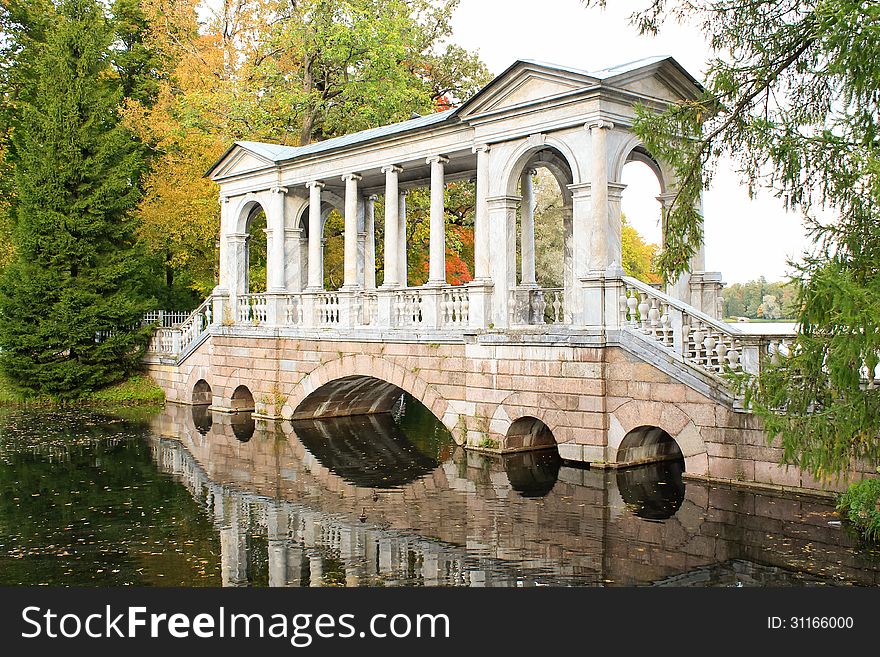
left=210, top=56, right=699, bottom=176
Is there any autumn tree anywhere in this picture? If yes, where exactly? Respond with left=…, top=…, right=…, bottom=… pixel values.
left=129, top=0, right=490, bottom=299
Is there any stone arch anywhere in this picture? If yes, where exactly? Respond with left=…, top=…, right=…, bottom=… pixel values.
left=500, top=138, right=580, bottom=204
left=284, top=354, right=451, bottom=430
left=504, top=416, right=557, bottom=451
left=608, top=399, right=709, bottom=475
left=610, top=133, right=676, bottom=191
left=230, top=192, right=273, bottom=235
left=182, top=365, right=212, bottom=406
left=231, top=384, right=255, bottom=411
left=192, top=379, right=212, bottom=405
left=490, top=391, right=565, bottom=449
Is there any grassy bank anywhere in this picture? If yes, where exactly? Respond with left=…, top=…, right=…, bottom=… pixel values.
left=838, top=478, right=880, bottom=543
left=0, top=373, right=165, bottom=408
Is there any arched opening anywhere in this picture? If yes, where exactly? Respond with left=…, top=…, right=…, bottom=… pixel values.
left=620, top=148, right=664, bottom=284
left=322, top=208, right=345, bottom=291
left=509, top=147, right=574, bottom=324
left=231, top=385, right=255, bottom=412
left=192, top=379, right=212, bottom=405
left=617, top=460, right=685, bottom=520
left=505, top=416, right=557, bottom=451
left=293, top=375, right=428, bottom=421
left=245, top=205, right=268, bottom=293
left=617, top=425, right=684, bottom=467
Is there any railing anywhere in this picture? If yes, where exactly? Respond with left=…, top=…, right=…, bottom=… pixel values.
left=509, top=287, right=565, bottom=325
left=146, top=297, right=213, bottom=357
left=315, top=292, right=340, bottom=325
left=359, top=292, right=378, bottom=326
left=395, top=289, right=424, bottom=327
left=284, top=294, right=304, bottom=325
left=237, top=294, right=268, bottom=324
left=142, top=310, right=191, bottom=327
left=442, top=287, right=469, bottom=326
left=619, top=276, right=799, bottom=379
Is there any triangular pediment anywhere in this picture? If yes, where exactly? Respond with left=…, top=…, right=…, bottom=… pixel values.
left=457, top=61, right=598, bottom=118
left=206, top=145, right=275, bottom=180
left=602, top=58, right=703, bottom=103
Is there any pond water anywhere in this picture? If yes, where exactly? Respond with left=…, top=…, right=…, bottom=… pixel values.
left=1, top=401, right=879, bottom=587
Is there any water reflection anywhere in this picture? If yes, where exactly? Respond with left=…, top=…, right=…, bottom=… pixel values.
left=146, top=400, right=880, bottom=588
left=230, top=411, right=255, bottom=442
left=503, top=448, right=561, bottom=498
left=617, top=459, right=686, bottom=520
left=291, top=414, right=439, bottom=488
left=191, top=404, right=212, bottom=435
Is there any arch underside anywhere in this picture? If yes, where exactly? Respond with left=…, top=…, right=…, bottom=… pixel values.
left=617, top=425, right=683, bottom=468
left=292, top=375, right=406, bottom=420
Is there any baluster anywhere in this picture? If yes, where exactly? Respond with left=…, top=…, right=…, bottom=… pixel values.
left=703, top=330, right=716, bottom=370
left=648, top=298, right=661, bottom=339
left=715, top=339, right=728, bottom=373
left=461, top=291, right=470, bottom=323
left=638, top=293, right=650, bottom=332
left=691, top=322, right=705, bottom=366
left=626, top=289, right=639, bottom=327
left=659, top=303, right=671, bottom=346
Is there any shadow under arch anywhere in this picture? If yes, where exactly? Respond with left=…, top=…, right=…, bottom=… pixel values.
left=505, top=416, right=557, bottom=451
left=617, top=425, right=684, bottom=467
left=293, top=375, right=432, bottom=422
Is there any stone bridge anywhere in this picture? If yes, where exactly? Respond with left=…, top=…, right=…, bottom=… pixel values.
left=144, top=57, right=872, bottom=495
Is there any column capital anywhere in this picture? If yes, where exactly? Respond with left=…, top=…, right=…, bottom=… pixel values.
left=566, top=182, right=592, bottom=196
left=608, top=181, right=627, bottom=200
left=367, top=194, right=379, bottom=202
left=305, top=180, right=325, bottom=190
left=381, top=164, right=403, bottom=174
left=398, top=188, right=409, bottom=197
left=472, top=143, right=490, bottom=154
left=219, top=195, right=231, bottom=204
left=341, top=172, right=363, bottom=182
left=270, top=186, right=288, bottom=195
left=586, top=119, right=615, bottom=131
left=656, top=191, right=678, bottom=208
left=522, top=167, right=538, bottom=178
left=226, top=232, right=249, bottom=244
left=426, top=154, right=449, bottom=165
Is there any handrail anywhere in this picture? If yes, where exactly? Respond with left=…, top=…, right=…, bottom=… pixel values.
left=621, top=276, right=742, bottom=336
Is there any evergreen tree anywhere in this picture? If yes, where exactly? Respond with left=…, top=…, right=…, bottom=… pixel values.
left=586, top=1, right=880, bottom=479
left=0, top=0, right=152, bottom=399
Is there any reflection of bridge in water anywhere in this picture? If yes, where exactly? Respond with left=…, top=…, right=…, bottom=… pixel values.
left=150, top=403, right=880, bottom=587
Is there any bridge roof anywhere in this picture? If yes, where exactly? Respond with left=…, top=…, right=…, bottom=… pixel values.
left=206, top=55, right=701, bottom=178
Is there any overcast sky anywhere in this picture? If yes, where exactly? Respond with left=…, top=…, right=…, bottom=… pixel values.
left=450, top=0, right=810, bottom=284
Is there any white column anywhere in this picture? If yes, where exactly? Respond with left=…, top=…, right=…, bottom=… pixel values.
left=364, top=194, right=377, bottom=290
left=520, top=168, right=537, bottom=286
left=487, top=195, right=519, bottom=327
left=381, top=165, right=402, bottom=287
left=341, top=173, right=362, bottom=289
left=398, top=191, right=408, bottom=286
left=267, top=186, right=287, bottom=292
left=305, top=181, right=324, bottom=290
left=217, top=195, right=232, bottom=292
left=473, top=144, right=491, bottom=281
left=589, top=120, right=613, bottom=272
left=284, top=227, right=304, bottom=292
left=426, top=155, right=448, bottom=285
